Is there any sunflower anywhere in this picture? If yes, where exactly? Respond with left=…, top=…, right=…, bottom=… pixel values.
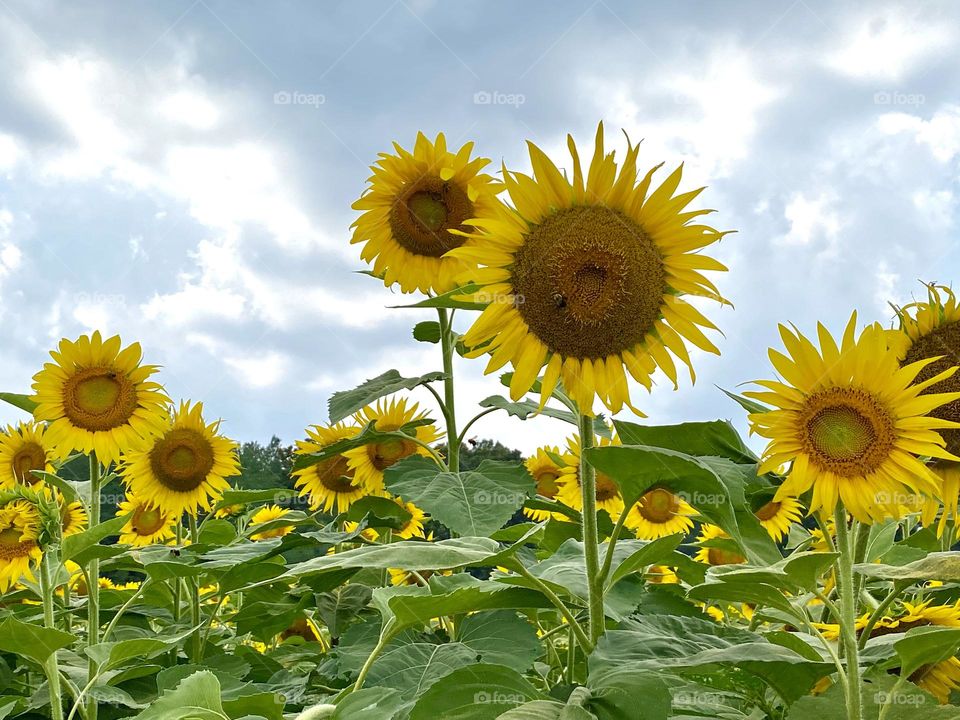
left=119, top=401, right=240, bottom=516
left=0, top=499, right=42, bottom=592
left=746, top=312, right=960, bottom=523
left=344, top=398, right=442, bottom=494
left=279, top=616, right=323, bottom=643
left=625, top=488, right=695, bottom=540
left=292, top=422, right=367, bottom=513
left=60, top=499, right=88, bottom=537
left=30, top=331, right=170, bottom=464
left=453, top=124, right=730, bottom=415
left=117, top=494, right=177, bottom=546
left=523, top=445, right=565, bottom=521
left=351, top=131, right=501, bottom=294
left=645, top=565, right=679, bottom=584
left=555, top=432, right=625, bottom=519
left=891, top=284, right=960, bottom=535
left=693, top=524, right=746, bottom=566
left=250, top=505, right=293, bottom=541
left=395, top=499, right=427, bottom=540
left=753, top=495, right=804, bottom=542
left=0, top=422, right=56, bottom=489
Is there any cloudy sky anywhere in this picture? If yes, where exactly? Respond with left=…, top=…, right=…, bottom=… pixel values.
left=0, top=0, right=957, bottom=453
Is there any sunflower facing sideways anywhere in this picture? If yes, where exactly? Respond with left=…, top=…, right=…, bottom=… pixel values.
left=452, top=123, right=731, bottom=415
left=746, top=312, right=960, bottom=523
left=117, top=494, right=177, bottom=547
left=0, top=422, right=56, bottom=489
left=292, top=422, right=367, bottom=513
left=753, top=494, right=804, bottom=542
left=625, top=487, right=695, bottom=540
left=250, top=505, right=293, bottom=541
left=31, top=331, right=170, bottom=465
left=344, top=398, right=442, bottom=494
left=523, top=445, right=565, bottom=521
left=119, top=401, right=240, bottom=516
left=891, top=284, right=960, bottom=536
left=351, top=131, right=502, bottom=295
left=694, top=524, right=746, bottom=566
left=555, top=433, right=625, bottom=520
left=0, top=499, right=43, bottom=592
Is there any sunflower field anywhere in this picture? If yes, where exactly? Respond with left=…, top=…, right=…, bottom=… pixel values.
left=3, top=124, right=960, bottom=720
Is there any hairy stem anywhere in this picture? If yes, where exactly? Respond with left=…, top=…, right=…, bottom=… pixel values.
left=438, top=308, right=459, bottom=473
left=85, top=455, right=101, bottom=720
left=578, top=413, right=604, bottom=645
left=834, top=507, right=863, bottom=720
left=41, top=551, right=65, bottom=720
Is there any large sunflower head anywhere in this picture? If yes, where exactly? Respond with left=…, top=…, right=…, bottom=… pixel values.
left=0, top=499, right=43, bottom=592
left=0, top=422, right=56, bottom=489
left=625, top=487, right=695, bottom=540
left=746, top=312, right=960, bottom=523
left=292, top=422, right=367, bottom=513
left=117, top=493, right=177, bottom=547
left=753, top=494, right=804, bottom=543
left=119, top=400, right=240, bottom=516
left=351, top=131, right=501, bottom=294
left=31, top=331, right=170, bottom=465
left=556, top=432, right=625, bottom=519
left=344, top=398, right=443, bottom=493
left=523, top=445, right=565, bottom=522
left=453, top=123, right=731, bottom=416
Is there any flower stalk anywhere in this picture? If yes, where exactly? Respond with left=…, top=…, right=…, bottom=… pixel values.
left=578, top=413, right=604, bottom=645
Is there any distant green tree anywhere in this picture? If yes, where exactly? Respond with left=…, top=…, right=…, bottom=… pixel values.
left=237, top=436, right=295, bottom=489
left=438, top=438, right=522, bottom=471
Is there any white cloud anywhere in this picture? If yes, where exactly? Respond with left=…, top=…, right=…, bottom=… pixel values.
left=874, top=261, right=899, bottom=313
left=0, top=134, right=22, bottom=174
left=777, top=192, right=843, bottom=250
left=877, top=106, right=960, bottom=162
left=223, top=350, right=289, bottom=389
left=912, top=188, right=955, bottom=229
left=826, top=9, right=952, bottom=81
left=158, top=90, right=220, bottom=130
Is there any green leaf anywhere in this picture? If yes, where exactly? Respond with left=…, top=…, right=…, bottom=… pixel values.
left=457, top=611, right=541, bottom=673
left=316, top=584, right=373, bottom=639
left=408, top=664, right=544, bottom=719
left=328, top=370, right=445, bottom=424
left=719, top=387, right=769, bottom=415
left=284, top=537, right=501, bottom=579
left=613, top=418, right=757, bottom=463
left=584, top=445, right=781, bottom=565
left=132, top=670, right=228, bottom=719
left=199, top=519, right=238, bottom=546
left=894, top=626, right=960, bottom=677
left=343, top=495, right=413, bottom=530
left=385, top=456, right=534, bottom=536
left=62, top=512, right=130, bottom=563
left=366, top=641, right=478, bottom=698
left=0, top=392, right=36, bottom=414
left=86, top=637, right=177, bottom=672
left=292, top=419, right=436, bottom=471
left=0, top=617, right=75, bottom=665
left=413, top=321, right=442, bottom=343
left=606, top=534, right=683, bottom=588
left=390, top=282, right=487, bottom=311
left=331, top=688, right=404, bottom=719
left=854, top=551, right=960, bottom=582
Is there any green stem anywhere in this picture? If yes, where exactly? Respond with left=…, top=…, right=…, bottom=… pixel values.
left=85, top=454, right=101, bottom=720
left=352, top=620, right=397, bottom=693
left=858, top=581, right=907, bottom=650
left=578, top=413, right=604, bottom=645
left=438, top=308, right=459, bottom=473
left=41, top=551, right=65, bottom=720
left=188, top=515, right=202, bottom=661
left=877, top=674, right=908, bottom=720
left=599, top=504, right=631, bottom=588
left=102, top=581, right=150, bottom=642
left=834, top=506, right=863, bottom=720
left=515, top=565, right=593, bottom=653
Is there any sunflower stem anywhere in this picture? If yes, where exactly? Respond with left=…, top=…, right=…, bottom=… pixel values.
left=437, top=308, right=459, bottom=473
left=834, top=506, right=863, bottom=720
left=599, top=502, right=632, bottom=588
left=40, top=550, right=65, bottom=720
left=578, top=412, right=604, bottom=645
left=85, top=454, right=101, bottom=720
left=188, top=515, right=202, bottom=661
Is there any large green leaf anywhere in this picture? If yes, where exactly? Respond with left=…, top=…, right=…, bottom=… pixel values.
left=328, top=369, right=446, bottom=424
left=408, top=664, right=545, bottom=720
left=316, top=584, right=373, bottom=639
left=0, top=617, right=75, bottom=665
left=606, top=534, right=683, bottom=588
left=86, top=636, right=181, bottom=672
left=457, top=611, right=541, bottom=673
left=385, top=456, right=534, bottom=536
left=284, top=537, right=501, bottom=579
left=62, top=513, right=130, bottom=563
left=854, top=552, right=960, bottom=582
left=132, top=670, right=228, bottom=720
left=331, top=688, right=404, bottom=719
left=365, top=641, right=477, bottom=699
left=613, top=419, right=756, bottom=463
left=894, top=626, right=960, bottom=677
left=584, top=445, right=781, bottom=565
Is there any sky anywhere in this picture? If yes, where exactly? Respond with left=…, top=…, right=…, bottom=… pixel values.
left=0, top=0, right=958, bottom=454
